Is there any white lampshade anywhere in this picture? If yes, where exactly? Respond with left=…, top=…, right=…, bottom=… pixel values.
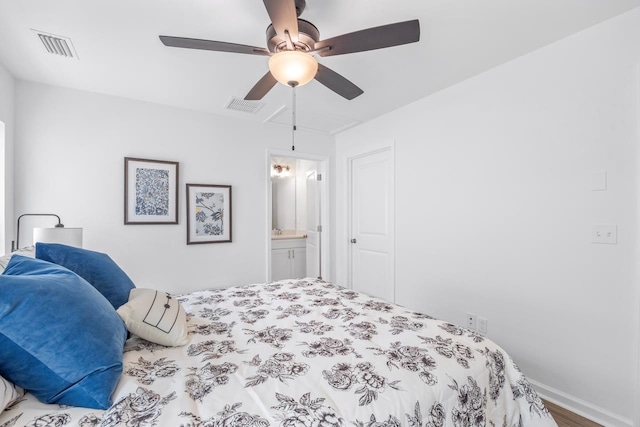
left=268, top=51, right=318, bottom=87
left=33, top=227, right=83, bottom=248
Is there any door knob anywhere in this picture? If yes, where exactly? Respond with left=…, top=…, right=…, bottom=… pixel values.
left=350, top=238, right=357, bottom=244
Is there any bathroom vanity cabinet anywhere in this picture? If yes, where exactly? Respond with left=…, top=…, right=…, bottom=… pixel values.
left=271, top=238, right=306, bottom=280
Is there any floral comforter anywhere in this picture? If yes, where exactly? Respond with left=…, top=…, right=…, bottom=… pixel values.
left=0, top=278, right=557, bottom=427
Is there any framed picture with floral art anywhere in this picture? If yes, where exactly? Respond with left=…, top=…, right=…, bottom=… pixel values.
left=186, top=184, right=232, bottom=244
left=125, top=157, right=179, bottom=224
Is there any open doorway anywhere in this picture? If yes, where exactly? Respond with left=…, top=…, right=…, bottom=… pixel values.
left=267, top=151, right=329, bottom=281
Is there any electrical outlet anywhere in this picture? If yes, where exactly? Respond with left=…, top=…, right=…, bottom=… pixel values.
left=466, top=313, right=476, bottom=330
left=478, top=317, right=488, bottom=334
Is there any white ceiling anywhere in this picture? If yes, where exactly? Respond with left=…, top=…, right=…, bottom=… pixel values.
left=0, top=0, right=638, bottom=134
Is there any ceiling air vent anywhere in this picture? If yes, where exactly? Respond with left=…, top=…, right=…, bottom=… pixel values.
left=225, top=97, right=265, bottom=114
left=32, top=30, right=78, bottom=59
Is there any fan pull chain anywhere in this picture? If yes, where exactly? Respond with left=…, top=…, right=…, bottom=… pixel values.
left=291, top=84, right=297, bottom=151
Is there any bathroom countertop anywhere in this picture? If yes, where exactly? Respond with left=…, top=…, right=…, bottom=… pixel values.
left=271, top=230, right=307, bottom=240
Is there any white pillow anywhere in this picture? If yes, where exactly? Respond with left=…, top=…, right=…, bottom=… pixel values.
left=117, top=288, right=189, bottom=347
left=1, top=375, right=24, bottom=412
left=0, top=246, right=35, bottom=274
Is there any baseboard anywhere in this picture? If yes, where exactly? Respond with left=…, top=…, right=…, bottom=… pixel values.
left=530, top=379, right=633, bottom=427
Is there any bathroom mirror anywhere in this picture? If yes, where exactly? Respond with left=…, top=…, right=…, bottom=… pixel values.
left=272, top=175, right=296, bottom=230
left=271, top=157, right=321, bottom=233
left=271, top=158, right=297, bottom=231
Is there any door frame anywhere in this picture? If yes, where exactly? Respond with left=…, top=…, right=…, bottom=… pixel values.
left=266, top=149, right=330, bottom=282
left=0, top=121, right=5, bottom=255
left=635, top=65, right=640, bottom=427
left=346, top=146, right=395, bottom=300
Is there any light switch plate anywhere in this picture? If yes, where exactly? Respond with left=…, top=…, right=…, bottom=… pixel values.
left=591, top=170, right=607, bottom=191
left=592, top=225, right=617, bottom=244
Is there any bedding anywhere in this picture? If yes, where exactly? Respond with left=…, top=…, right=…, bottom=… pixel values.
left=0, top=278, right=557, bottom=427
left=0, top=246, right=34, bottom=273
left=0, top=256, right=127, bottom=410
left=36, top=243, right=136, bottom=309
left=117, top=288, right=189, bottom=347
left=0, top=376, right=24, bottom=413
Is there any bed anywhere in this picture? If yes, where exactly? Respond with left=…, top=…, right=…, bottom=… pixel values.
left=0, top=245, right=558, bottom=427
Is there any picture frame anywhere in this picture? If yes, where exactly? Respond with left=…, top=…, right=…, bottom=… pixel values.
left=186, top=184, right=232, bottom=244
left=124, top=157, right=179, bottom=224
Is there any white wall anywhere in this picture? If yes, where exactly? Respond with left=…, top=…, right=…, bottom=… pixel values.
left=337, top=8, right=640, bottom=426
left=13, top=81, right=334, bottom=293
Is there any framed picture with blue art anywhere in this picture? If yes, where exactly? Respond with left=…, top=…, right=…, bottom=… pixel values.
left=124, top=157, right=179, bottom=224
left=186, top=183, right=232, bottom=244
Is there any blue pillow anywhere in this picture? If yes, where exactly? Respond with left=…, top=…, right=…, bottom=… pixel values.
left=0, top=256, right=127, bottom=409
left=36, top=243, right=135, bottom=309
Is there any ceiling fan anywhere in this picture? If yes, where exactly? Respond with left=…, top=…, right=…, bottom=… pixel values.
left=159, top=0, right=420, bottom=101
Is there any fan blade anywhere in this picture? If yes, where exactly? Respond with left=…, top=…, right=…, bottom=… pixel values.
left=263, top=0, right=299, bottom=43
left=315, top=19, right=420, bottom=57
left=160, top=36, right=271, bottom=56
left=314, top=63, right=363, bottom=100
left=245, top=71, right=278, bottom=100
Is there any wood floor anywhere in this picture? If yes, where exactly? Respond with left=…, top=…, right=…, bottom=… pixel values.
left=543, top=399, right=603, bottom=427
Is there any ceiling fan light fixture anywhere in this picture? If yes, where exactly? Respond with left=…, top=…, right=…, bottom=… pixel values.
left=268, top=51, right=318, bottom=87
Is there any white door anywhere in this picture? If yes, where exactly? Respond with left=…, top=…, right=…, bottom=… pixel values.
left=305, top=170, right=320, bottom=278
left=349, top=148, right=394, bottom=302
